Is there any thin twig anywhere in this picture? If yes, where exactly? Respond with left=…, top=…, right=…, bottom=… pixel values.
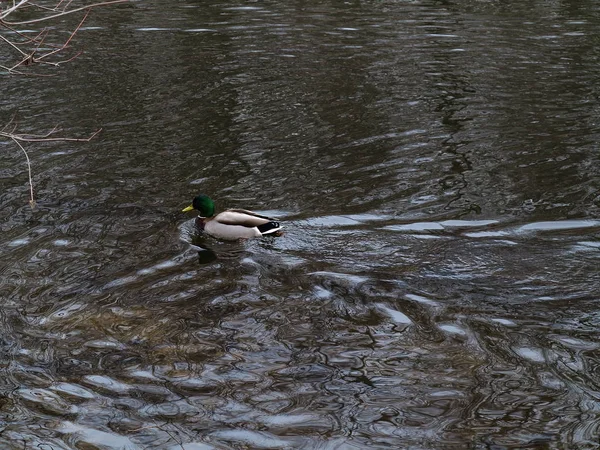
left=1, top=23, right=52, bottom=46
left=0, top=0, right=30, bottom=20
left=38, top=9, right=89, bottom=61
left=14, top=124, right=61, bottom=138
left=10, top=137, right=35, bottom=208
left=0, top=128, right=102, bottom=142
left=0, top=34, right=28, bottom=56
left=0, top=65, right=58, bottom=77
left=0, top=115, right=17, bottom=133
left=1, top=126, right=102, bottom=206
left=54, top=0, right=75, bottom=11
left=0, top=63, right=28, bottom=75
left=25, top=1, right=62, bottom=13
left=2, top=0, right=128, bottom=71
left=9, top=28, right=49, bottom=70
left=1, top=0, right=127, bottom=25
left=52, top=49, right=82, bottom=65
left=11, top=53, right=34, bottom=71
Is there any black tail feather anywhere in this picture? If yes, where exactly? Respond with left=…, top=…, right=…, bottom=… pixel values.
left=257, top=221, right=281, bottom=235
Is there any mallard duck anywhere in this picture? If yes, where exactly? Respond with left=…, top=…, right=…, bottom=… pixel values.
left=182, top=194, right=283, bottom=240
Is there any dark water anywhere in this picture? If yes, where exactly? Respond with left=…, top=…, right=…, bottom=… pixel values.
left=1, top=0, right=600, bottom=448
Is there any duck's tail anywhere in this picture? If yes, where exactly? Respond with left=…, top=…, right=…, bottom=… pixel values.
left=258, top=221, right=283, bottom=235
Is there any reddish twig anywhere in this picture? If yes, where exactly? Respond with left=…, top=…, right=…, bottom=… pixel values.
left=1, top=0, right=128, bottom=71
left=37, top=9, right=89, bottom=61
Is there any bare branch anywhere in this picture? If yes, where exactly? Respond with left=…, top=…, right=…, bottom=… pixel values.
left=0, top=0, right=31, bottom=21
left=0, top=63, right=28, bottom=75
left=25, top=1, right=63, bottom=13
left=13, top=124, right=62, bottom=138
left=0, top=34, right=28, bottom=56
left=1, top=24, right=51, bottom=47
left=51, top=49, right=82, bottom=66
left=37, top=9, right=89, bottom=61
left=10, top=29, right=49, bottom=70
left=55, top=0, right=71, bottom=10
left=1, top=0, right=127, bottom=25
left=2, top=0, right=128, bottom=71
left=0, top=115, right=18, bottom=133
left=1, top=125, right=102, bottom=206
left=1, top=128, right=102, bottom=143
left=10, top=53, right=35, bottom=71
left=0, top=0, right=123, bottom=205
left=0, top=65, right=60, bottom=76
left=9, top=137, right=35, bottom=208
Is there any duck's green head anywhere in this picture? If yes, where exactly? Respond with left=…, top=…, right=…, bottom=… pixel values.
left=182, top=194, right=215, bottom=217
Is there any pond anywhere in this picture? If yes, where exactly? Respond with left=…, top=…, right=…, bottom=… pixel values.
left=1, top=0, right=600, bottom=448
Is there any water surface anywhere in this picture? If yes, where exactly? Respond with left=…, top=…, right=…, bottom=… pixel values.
left=1, top=0, right=600, bottom=448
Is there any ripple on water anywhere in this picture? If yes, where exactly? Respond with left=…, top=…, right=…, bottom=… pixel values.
left=167, top=444, right=215, bottom=450
left=81, top=375, right=132, bottom=396
left=141, top=398, right=204, bottom=420
left=438, top=323, right=467, bottom=336
left=376, top=303, right=413, bottom=325
left=49, top=382, right=96, bottom=401
left=57, top=421, right=139, bottom=450
left=2, top=0, right=600, bottom=448
left=517, top=220, right=600, bottom=232
left=14, top=388, right=78, bottom=416
left=209, top=429, right=295, bottom=449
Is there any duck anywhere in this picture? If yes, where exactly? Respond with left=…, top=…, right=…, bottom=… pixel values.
left=182, top=194, right=283, bottom=241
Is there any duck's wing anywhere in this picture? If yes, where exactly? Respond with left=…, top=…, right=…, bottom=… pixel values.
left=215, top=209, right=274, bottom=228
left=228, top=209, right=277, bottom=220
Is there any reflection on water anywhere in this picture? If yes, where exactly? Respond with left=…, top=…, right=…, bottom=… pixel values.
left=1, top=0, right=600, bottom=448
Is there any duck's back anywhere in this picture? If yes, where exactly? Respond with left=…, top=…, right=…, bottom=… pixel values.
left=217, top=209, right=274, bottom=226
left=199, top=209, right=282, bottom=240
left=226, top=210, right=283, bottom=235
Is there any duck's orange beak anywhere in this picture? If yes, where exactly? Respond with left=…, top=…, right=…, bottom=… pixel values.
left=182, top=205, right=194, bottom=212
